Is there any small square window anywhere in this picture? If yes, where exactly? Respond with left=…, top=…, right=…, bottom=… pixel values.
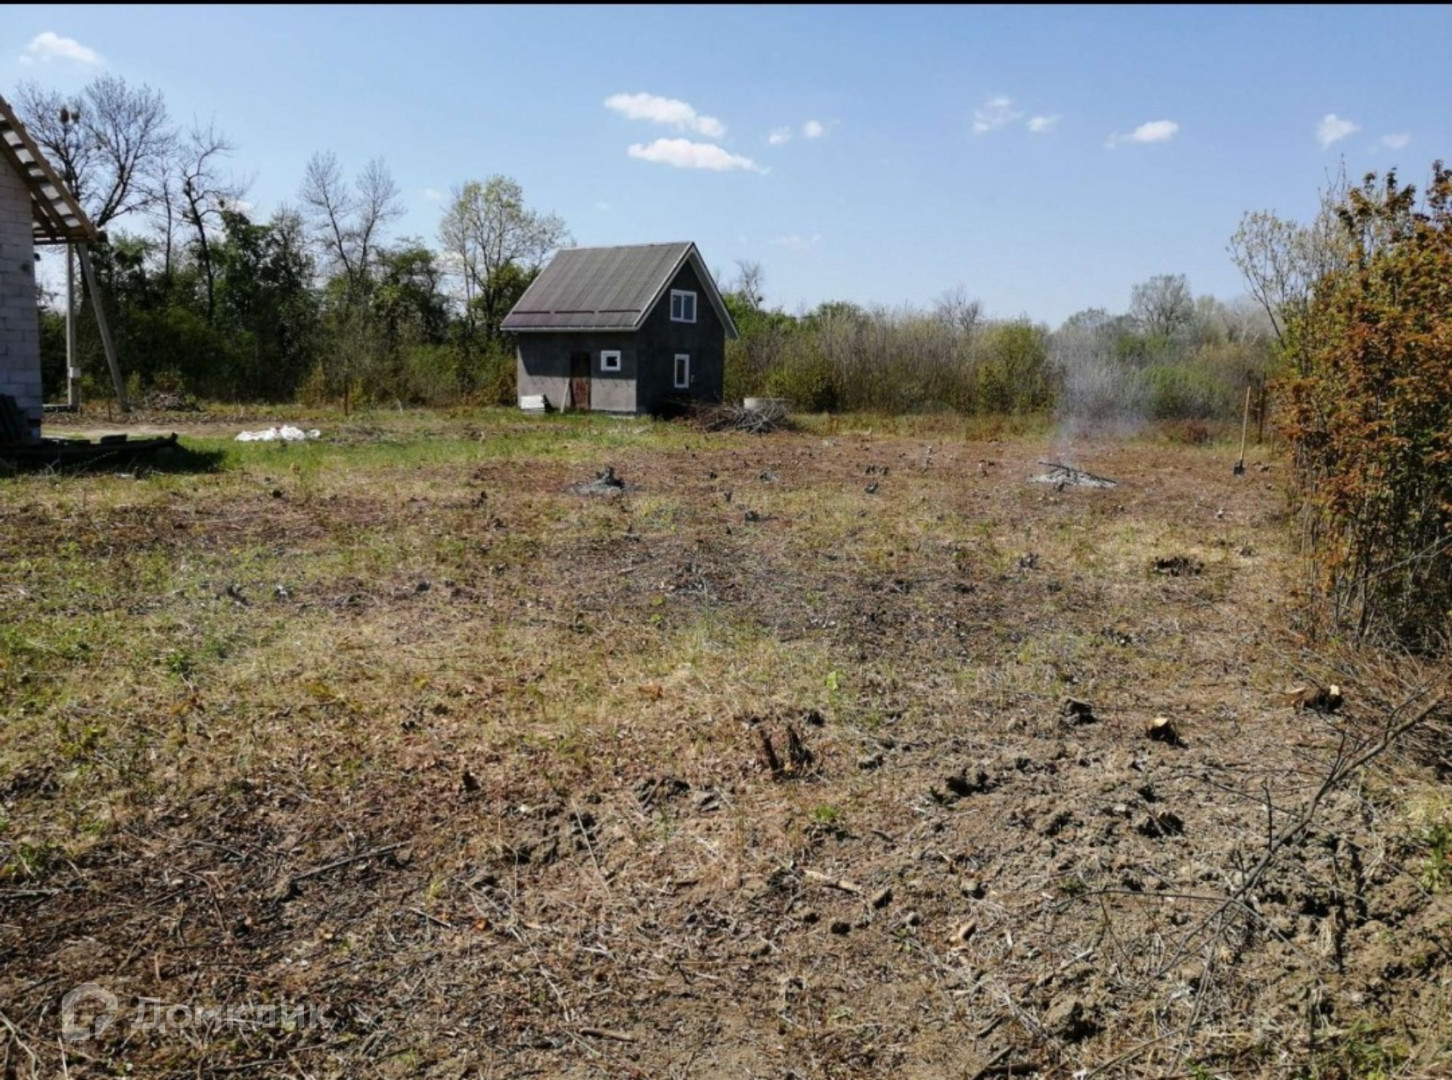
left=670, top=289, right=697, bottom=323
left=600, top=350, right=621, bottom=372
left=674, top=353, right=691, bottom=389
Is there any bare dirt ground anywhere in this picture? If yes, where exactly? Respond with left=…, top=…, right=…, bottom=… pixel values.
left=1, top=409, right=1448, bottom=1078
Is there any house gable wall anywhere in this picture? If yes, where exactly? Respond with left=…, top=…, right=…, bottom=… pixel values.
left=632, top=260, right=725, bottom=414
left=0, top=162, right=40, bottom=442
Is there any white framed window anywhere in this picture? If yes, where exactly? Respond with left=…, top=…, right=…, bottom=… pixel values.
left=673, top=353, right=691, bottom=389
left=670, top=289, right=697, bottom=323
left=600, top=350, right=621, bottom=372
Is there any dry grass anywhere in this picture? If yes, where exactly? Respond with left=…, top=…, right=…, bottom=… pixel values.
left=0, top=406, right=1447, bottom=1078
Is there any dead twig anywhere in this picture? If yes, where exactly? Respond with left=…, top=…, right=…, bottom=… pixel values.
left=966, top=1046, right=1013, bottom=1079
left=292, top=841, right=406, bottom=883
left=0, top=1008, right=40, bottom=1077
left=1153, top=690, right=1443, bottom=982
left=802, top=869, right=863, bottom=895
left=402, top=908, right=454, bottom=930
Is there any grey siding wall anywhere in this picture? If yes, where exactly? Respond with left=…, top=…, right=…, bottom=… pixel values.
left=513, top=259, right=728, bottom=416
left=0, top=163, right=40, bottom=442
left=633, top=261, right=725, bottom=414
left=516, top=331, right=639, bottom=413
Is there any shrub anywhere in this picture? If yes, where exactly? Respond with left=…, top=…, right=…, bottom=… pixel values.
left=764, top=343, right=838, bottom=412
left=1159, top=418, right=1214, bottom=445
left=1279, top=162, right=1452, bottom=652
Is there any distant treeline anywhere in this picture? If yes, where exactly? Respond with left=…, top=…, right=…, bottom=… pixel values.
left=722, top=273, right=1276, bottom=424
left=19, top=74, right=1276, bottom=420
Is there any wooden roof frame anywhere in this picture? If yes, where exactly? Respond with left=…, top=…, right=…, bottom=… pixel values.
left=0, top=92, right=98, bottom=247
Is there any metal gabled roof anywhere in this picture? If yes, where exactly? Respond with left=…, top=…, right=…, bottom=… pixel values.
left=0, top=92, right=97, bottom=247
left=501, top=242, right=738, bottom=338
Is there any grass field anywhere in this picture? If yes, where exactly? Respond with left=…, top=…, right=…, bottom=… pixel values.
left=2, top=406, right=1448, bottom=1078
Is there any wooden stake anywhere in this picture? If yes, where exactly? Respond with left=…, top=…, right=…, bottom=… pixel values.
left=76, top=245, right=129, bottom=412
left=1234, top=385, right=1251, bottom=474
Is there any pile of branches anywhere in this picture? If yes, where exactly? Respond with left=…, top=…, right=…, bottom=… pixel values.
left=693, top=401, right=792, bottom=434
left=145, top=390, right=202, bottom=412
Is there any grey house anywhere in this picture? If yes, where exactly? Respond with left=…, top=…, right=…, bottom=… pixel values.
left=501, top=242, right=737, bottom=415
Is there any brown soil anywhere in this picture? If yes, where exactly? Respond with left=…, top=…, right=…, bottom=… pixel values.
left=0, top=414, right=1447, bottom=1078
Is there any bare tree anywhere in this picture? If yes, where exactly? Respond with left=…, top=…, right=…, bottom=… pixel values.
left=300, top=152, right=351, bottom=275
left=355, top=158, right=402, bottom=288
left=13, top=74, right=174, bottom=230
left=174, top=121, right=245, bottom=323
left=1228, top=164, right=1351, bottom=349
left=299, top=152, right=402, bottom=299
left=932, top=284, right=983, bottom=337
left=730, top=259, right=765, bottom=311
left=1220, top=295, right=1277, bottom=348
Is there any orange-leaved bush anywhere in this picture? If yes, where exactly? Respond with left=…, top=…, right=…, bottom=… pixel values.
left=1278, top=162, right=1452, bottom=652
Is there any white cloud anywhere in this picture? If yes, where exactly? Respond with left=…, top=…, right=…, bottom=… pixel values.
left=595, top=200, right=611, bottom=211
left=422, top=187, right=444, bottom=203
left=1316, top=113, right=1359, bottom=148
left=1027, top=115, right=1059, bottom=134
left=1380, top=132, right=1411, bottom=150
left=768, top=127, right=793, bottom=146
left=972, top=96, right=1022, bottom=134
left=1105, top=120, right=1179, bottom=148
left=771, top=233, right=822, bottom=250
left=802, top=120, right=826, bottom=139
left=20, top=31, right=103, bottom=66
left=605, top=92, right=725, bottom=138
left=627, top=138, right=764, bottom=173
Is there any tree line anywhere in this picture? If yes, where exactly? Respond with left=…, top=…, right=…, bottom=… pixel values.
left=16, top=75, right=568, bottom=408
left=16, top=73, right=1277, bottom=422
left=722, top=267, right=1276, bottom=425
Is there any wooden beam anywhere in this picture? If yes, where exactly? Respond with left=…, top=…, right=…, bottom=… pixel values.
left=0, top=137, right=68, bottom=242
left=76, top=244, right=129, bottom=412
left=0, top=95, right=96, bottom=242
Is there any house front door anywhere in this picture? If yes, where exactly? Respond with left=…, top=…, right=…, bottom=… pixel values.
left=569, top=351, right=590, bottom=411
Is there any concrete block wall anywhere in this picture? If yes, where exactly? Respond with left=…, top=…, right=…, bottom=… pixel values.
left=0, top=161, right=41, bottom=442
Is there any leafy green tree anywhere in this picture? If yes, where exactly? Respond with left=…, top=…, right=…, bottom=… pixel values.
left=213, top=208, right=321, bottom=398
left=438, top=177, right=570, bottom=343
left=1129, top=273, right=1195, bottom=342
left=374, top=243, right=451, bottom=348
left=977, top=320, right=1053, bottom=414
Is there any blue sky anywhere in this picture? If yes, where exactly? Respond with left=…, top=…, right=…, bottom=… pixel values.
left=5, top=5, right=1450, bottom=326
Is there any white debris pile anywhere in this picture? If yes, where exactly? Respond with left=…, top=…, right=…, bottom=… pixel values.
left=235, top=426, right=321, bottom=443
